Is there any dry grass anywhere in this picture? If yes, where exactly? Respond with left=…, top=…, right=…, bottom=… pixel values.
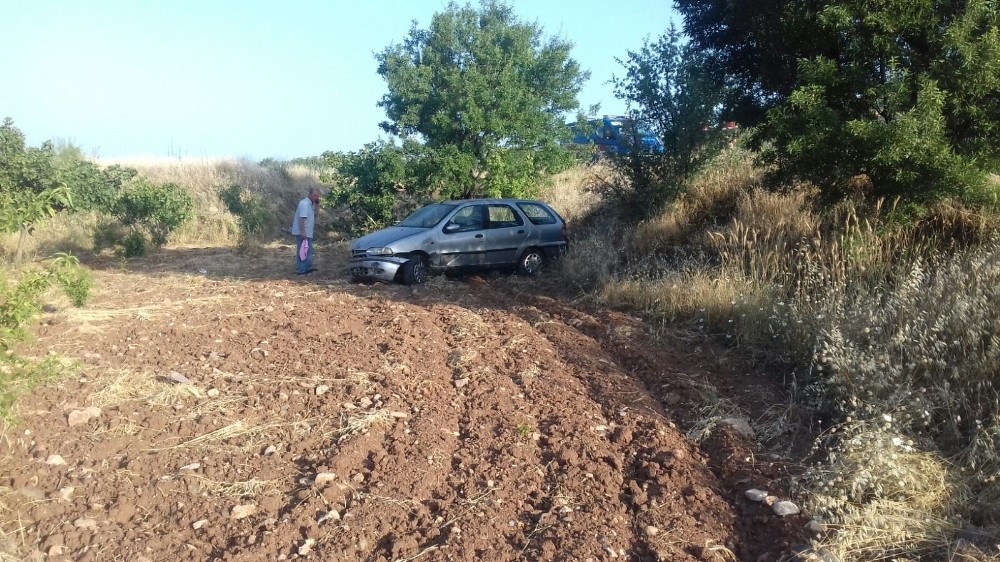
left=631, top=147, right=762, bottom=257
left=0, top=157, right=329, bottom=261
left=151, top=417, right=332, bottom=453
left=185, top=475, right=278, bottom=499
left=540, top=165, right=604, bottom=222
left=99, top=157, right=326, bottom=247
left=88, top=370, right=206, bottom=409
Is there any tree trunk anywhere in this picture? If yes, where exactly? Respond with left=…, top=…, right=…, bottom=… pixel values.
left=14, top=225, right=28, bottom=266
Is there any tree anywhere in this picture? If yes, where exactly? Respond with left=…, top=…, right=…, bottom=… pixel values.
left=606, top=26, right=724, bottom=217
left=761, top=0, right=999, bottom=201
left=375, top=1, right=587, bottom=199
left=320, top=141, right=410, bottom=233
left=675, top=0, right=835, bottom=126
left=679, top=0, right=999, bottom=202
left=0, top=118, right=72, bottom=264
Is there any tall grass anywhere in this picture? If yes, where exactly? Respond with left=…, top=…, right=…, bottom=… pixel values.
left=561, top=145, right=1000, bottom=560
left=0, top=158, right=327, bottom=260
left=104, top=157, right=326, bottom=246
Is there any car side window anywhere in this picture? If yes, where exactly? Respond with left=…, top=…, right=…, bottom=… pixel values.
left=516, top=203, right=557, bottom=225
left=444, top=205, right=487, bottom=233
left=487, top=205, right=524, bottom=229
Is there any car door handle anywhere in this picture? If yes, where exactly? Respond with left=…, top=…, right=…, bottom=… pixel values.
left=517, top=230, right=525, bottom=234
left=475, top=234, right=484, bottom=238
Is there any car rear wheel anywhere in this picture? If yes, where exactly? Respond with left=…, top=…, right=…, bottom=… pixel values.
left=517, top=248, right=544, bottom=276
left=401, top=256, right=429, bottom=285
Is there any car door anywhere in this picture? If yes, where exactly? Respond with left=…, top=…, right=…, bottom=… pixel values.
left=483, top=203, right=529, bottom=266
left=435, top=204, right=488, bottom=268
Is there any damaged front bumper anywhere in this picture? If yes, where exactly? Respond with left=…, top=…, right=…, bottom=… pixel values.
left=349, top=256, right=408, bottom=283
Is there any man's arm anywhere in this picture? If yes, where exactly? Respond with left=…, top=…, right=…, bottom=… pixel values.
left=299, top=216, right=308, bottom=238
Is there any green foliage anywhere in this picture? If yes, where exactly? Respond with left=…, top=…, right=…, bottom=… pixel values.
left=219, top=183, right=271, bottom=247
left=93, top=179, right=193, bottom=256
left=681, top=0, right=999, bottom=203
left=0, top=254, right=90, bottom=350
left=375, top=0, right=586, bottom=199
left=675, top=0, right=835, bottom=126
left=0, top=118, right=75, bottom=262
left=50, top=141, right=129, bottom=213
left=605, top=27, right=724, bottom=218
left=321, top=142, right=407, bottom=233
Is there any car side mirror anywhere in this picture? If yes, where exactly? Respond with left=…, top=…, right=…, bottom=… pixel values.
left=443, top=223, right=459, bottom=234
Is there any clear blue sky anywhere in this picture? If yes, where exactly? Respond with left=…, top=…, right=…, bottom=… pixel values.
left=2, top=0, right=678, bottom=161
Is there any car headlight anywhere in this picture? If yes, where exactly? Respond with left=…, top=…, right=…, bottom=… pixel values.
left=366, top=247, right=394, bottom=256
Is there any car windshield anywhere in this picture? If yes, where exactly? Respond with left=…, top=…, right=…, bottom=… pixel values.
left=399, top=203, right=457, bottom=228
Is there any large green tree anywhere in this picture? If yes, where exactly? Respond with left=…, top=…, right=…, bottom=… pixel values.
left=376, top=1, right=588, bottom=199
left=675, top=0, right=835, bottom=126
left=680, top=0, right=1000, bottom=201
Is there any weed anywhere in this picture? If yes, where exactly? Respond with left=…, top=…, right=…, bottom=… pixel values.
left=515, top=423, right=533, bottom=440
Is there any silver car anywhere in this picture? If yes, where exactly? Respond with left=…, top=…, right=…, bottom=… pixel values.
left=349, top=199, right=568, bottom=284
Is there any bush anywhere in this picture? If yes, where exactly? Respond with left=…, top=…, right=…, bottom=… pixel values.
left=321, top=142, right=407, bottom=234
left=94, top=179, right=193, bottom=256
left=1, top=254, right=90, bottom=349
left=219, top=183, right=271, bottom=249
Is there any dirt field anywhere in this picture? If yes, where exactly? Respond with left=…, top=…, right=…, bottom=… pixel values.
left=0, top=244, right=812, bottom=561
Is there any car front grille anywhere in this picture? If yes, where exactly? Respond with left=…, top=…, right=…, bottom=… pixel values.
left=351, top=249, right=367, bottom=258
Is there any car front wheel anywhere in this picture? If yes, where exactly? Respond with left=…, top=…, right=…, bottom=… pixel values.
left=517, top=248, right=544, bottom=276
left=401, top=256, right=429, bottom=285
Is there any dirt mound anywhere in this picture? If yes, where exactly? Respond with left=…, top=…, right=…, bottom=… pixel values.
left=0, top=255, right=810, bottom=561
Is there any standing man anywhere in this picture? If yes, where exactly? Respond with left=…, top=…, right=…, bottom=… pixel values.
left=291, top=188, right=321, bottom=275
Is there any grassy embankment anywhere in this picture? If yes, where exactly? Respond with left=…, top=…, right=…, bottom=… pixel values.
left=558, top=149, right=1000, bottom=561
left=0, top=158, right=327, bottom=261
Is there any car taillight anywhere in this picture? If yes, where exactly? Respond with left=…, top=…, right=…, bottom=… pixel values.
left=562, top=221, right=569, bottom=241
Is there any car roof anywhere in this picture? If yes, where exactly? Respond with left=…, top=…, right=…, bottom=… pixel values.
left=442, top=198, right=549, bottom=205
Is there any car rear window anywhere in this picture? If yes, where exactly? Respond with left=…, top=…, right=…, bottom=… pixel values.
left=516, top=202, right=557, bottom=225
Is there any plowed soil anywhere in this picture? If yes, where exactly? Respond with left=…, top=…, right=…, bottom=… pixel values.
left=0, top=245, right=812, bottom=562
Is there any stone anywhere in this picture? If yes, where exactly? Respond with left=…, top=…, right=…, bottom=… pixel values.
left=806, top=519, right=826, bottom=534
left=263, top=445, right=278, bottom=456
left=58, top=487, right=75, bottom=502
left=45, top=454, right=67, bottom=466
left=644, top=525, right=660, bottom=536
left=454, top=378, right=470, bottom=389
left=193, top=519, right=208, bottom=530
left=663, top=392, right=682, bottom=405
left=390, top=411, right=408, bottom=419
left=67, top=406, right=102, bottom=427
left=230, top=504, right=257, bottom=520
left=73, top=517, right=98, bottom=530
left=315, top=385, right=330, bottom=396
left=314, top=472, right=337, bottom=486
left=773, top=501, right=800, bottom=517
left=298, top=538, right=316, bottom=556
left=719, top=417, right=755, bottom=438
left=318, top=510, right=341, bottom=524
left=206, top=388, right=220, bottom=398
left=745, top=489, right=769, bottom=502
left=167, top=371, right=192, bottom=385
left=179, top=462, right=201, bottom=471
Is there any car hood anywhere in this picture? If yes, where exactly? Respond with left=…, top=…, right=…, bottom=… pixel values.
left=351, top=226, right=427, bottom=250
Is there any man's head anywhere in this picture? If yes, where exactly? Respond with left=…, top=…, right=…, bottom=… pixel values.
left=308, top=188, right=321, bottom=204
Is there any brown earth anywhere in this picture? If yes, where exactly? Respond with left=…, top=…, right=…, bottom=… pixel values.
left=0, top=245, right=813, bottom=562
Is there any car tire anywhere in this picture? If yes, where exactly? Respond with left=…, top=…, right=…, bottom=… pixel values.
left=401, top=256, right=429, bottom=285
left=517, top=248, right=545, bottom=276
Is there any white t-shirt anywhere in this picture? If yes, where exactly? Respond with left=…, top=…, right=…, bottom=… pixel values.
left=290, top=198, right=316, bottom=238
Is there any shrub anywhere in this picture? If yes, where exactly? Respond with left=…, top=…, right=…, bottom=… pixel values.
left=1, top=254, right=90, bottom=349
left=219, top=183, right=271, bottom=249
left=94, top=179, right=193, bottom=256
left=321, top=142, right=407, bottom=234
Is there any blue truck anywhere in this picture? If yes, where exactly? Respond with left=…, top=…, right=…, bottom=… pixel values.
left=568, top=115, right=664, bottom=156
